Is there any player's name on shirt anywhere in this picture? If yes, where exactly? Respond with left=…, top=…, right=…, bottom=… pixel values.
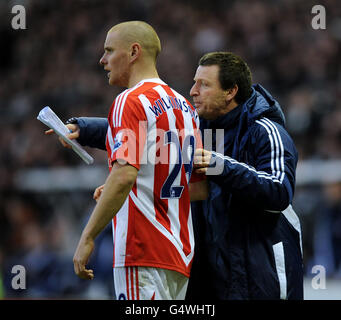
left=147, top=95, right=198, bottom=121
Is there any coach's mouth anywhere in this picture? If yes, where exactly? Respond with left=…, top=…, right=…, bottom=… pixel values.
left=107, top=72, right=111, bottom=79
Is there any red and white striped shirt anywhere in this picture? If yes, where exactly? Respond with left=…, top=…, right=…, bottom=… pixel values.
left=106, top=78, right=202, bottom=277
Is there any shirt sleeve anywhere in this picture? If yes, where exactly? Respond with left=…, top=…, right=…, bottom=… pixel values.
left=107, top=96, right=147, bottom=170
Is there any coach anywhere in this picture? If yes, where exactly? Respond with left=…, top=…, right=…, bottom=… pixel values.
left=48, top=51, right=304, bottom=300
left=186, top=52, right=303, bottom=300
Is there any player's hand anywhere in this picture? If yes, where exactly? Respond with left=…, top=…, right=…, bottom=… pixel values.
left=193, top=148, right=212, bottom=174
left=73, top=235, right=95, bottom=280
left=93, top=184, right=105, bottom=202
left=45, top=123, right=80, bottom=149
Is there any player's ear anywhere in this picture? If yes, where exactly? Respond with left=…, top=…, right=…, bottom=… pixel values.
left=130, top=43, right=141, bottom=62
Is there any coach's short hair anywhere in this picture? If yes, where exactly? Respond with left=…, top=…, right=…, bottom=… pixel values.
left=199, top=52, right=253, bottom=104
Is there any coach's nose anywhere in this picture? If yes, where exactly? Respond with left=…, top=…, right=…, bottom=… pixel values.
left=190, top=82, right=199, bottom=97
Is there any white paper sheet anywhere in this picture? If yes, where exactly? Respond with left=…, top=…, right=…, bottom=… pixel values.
left=37, top=106, right=94, bottom=165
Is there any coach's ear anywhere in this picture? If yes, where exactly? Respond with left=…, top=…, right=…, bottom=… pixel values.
left=130, top=43, right=142, bottom=63
left=225, top=84, right=238, bottom=104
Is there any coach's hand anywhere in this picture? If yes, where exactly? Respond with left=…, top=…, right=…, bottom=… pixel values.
left=93, top=184, right=105, bottom=202
left=73, top=234, right=95, bottom=280
left=193, top=148, right=212, bottom=174
left=45, top=123, right=80, bottom=149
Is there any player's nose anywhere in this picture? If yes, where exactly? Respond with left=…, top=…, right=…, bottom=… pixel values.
left=99, top=54, right=107, bottom=66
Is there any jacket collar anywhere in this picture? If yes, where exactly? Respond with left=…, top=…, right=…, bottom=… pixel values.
left=208, top=104, right=243, bottom=129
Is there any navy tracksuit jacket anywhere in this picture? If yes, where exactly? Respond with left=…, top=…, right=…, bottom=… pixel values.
left=73, top=84, right=304, bottom=300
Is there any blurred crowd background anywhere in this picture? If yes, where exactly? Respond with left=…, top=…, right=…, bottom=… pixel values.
left=0, top=0, right=341, bottom=299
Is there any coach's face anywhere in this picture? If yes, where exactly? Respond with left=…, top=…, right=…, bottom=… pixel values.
left=99, top=30, right=130, bottom=87
left=190, top=65, right=235, bottom=121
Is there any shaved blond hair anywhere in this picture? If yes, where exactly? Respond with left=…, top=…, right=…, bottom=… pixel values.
left=109, top=21, right=161, bottom=62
